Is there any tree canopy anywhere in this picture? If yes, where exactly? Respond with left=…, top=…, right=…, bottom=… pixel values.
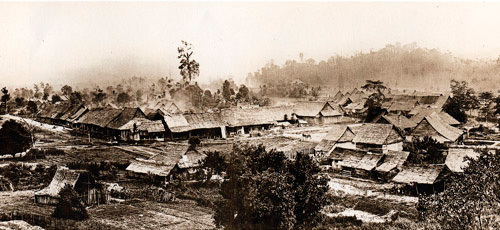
left=178, top=40, right=200, bottom=84
left=214, top=144, right=331, bottom=230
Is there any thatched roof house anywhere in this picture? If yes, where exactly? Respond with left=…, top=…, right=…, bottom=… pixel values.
left=410, top=112, right=464, bottom=143
left=35, top=167, right=105, bottom=205
left=410, top=109, right=460, bottom=126
left=315, top=125, right=354, bottom=153
left=351, top=124, right=403, bottom=146
left=392, top=164, right=448, bottom=186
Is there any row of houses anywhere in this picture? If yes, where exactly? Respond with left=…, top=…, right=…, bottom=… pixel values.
left=35, top=99, right=357, bottom=141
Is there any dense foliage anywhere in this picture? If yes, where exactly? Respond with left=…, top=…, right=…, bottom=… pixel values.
left=0, top=120, right=32, bottom=155
left=405, top=136, right=446, bottom=164
left=213, top=145, right=331, bottom=230
left=53, top=184, right=89, bottom=221
left=418, top=149, right=500, bottom=229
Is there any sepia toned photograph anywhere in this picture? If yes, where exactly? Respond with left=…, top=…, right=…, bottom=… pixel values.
left=1, top=1, right=500, bottom=229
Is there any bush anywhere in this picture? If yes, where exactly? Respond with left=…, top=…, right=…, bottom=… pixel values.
left=0, top=120, right=31, bottom=155
left=53, top=184, right=89, bottom=221
left=354, top=198, right=392, bottom=216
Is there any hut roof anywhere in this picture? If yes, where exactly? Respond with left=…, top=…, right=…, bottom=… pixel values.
left=163, top=114, right=190, bottom=132
left=445, top=148, right=480, bottom=173
left=356, top=154, right=385, bottom=171
left=67, top=106, right=88, bottom=123
left=154, top=101, right=181, bottom=114
left=375, top=150, right=410, bottom=173
left=331, top=91, right=344, bottom=102
left=392, top=164, right=446, bottom=185
left=118, top=118, right=165, bottom=133
left=410, top=108, right=459, bottom=125
left=222, top=106, right=293, bottom=127
left=337, top=150, right=365, bottom=168
left=177, top=149, right=207, bottom=169
left=126, top=160, right=173, bottom=177
left=75, top=108, right=123, bottom=127
left=424, top=112, right=463, bottom=142
left=35, top=167, right=80, bottom=197
left=107, top=107, right=146, bottom=130
left=351, top=124, right=403, bottom=145
left=381, top=114, right=417, bottom=130
left=183, top=113, right=225, bottom=130
left=293, top=101, right=327, bottom=117
left=388, top=100, right=418, bottom=112
left=315, top=125, right=349, bottom=152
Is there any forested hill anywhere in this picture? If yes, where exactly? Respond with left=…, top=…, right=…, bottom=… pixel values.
left=246, top=43, right=500, bottom=92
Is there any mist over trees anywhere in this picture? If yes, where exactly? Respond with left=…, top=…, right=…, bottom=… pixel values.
left=247, top=43, right=500, bottom=92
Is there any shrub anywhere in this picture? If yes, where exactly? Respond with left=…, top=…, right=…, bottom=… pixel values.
left=0, top=120, right=31, bottom=155
left=53, top=184, right=89, bottom=221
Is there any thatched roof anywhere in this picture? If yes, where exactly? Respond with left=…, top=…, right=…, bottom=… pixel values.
left=337, top=150, right=365, bottom=168
left=177, top=149, right=207, bottom=169
left=351, top=123, right=403, bottom=145
left=356, top=154, right=385, bottom=171
left=381, top=114, right=417, bottom=130
left=388, top=100, right=418, bottom=112
left=375, top=150, right=410, bottom=173
left=222, top=106, right=293, bottom=127
left=331, top=91, right=344, bottom=102
left=293, top=101, right=327, bottom=117
left=118, top=118, right=165, bottom=133
left=126, top=160, right=173, bottom=177
left=66, top=106, right=88, bottom=123
left=163, top=114, right=190, bottom=132
left=418, top=95, right=449, bottom=109
left=36, top=167, right=80, bottom=197
left=410, top=108, right=459, bottom=125
left=107, top=107, right=147, bottom=130
left=184, top=113, right=225, bottom=130
left=315, top=125, right=349, bottom=152
left=392, top=164, right=446, bottom=185
left=424, top=112, right=463, bottom=142
left=445, top=148, right=480, bottom=173
left=75, top=108, right=123, bottom=127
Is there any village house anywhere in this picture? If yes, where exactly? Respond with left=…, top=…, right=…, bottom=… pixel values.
left=35, top=167, right=107, bottom=206
left=222, top=106, right=294, bottom=136
left=169, top=148, right=207, bottom=181
left=73, top=108, right=123, bottom=137
left=126, top=144, right=189, bottom=182
left=409, top=112, right=464, bottom=144
left=116, top=118, right=165, bottom=141
left=293, top=101, right=344, bottom=125
left=105, top=107, right=148, bottom=141
left=409, top=108, right=460, bottom=126
left=392, top=164, right=451, bottom=195
left=350, top=123, right=404, bottom=153
left=329, top=148, right=384, bottom=179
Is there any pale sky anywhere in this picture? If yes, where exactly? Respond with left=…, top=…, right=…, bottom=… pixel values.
left=1, top=2, right=500, bottom=88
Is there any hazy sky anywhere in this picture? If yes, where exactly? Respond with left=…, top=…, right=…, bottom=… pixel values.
left=1, top=2, right=500, bottom=88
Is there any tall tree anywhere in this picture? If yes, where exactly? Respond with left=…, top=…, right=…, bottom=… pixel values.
left=1, top=87, right=10, bottom=113
left=61, top=85, right=73, bottom=97
left=178, top=40, right=200, bottom=84
left=222, top=80, right=233, bottom=102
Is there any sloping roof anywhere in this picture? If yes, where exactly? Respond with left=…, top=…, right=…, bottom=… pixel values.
left=320, top=103, right=342, bottom=116
left=36, top=167, right=80, bottom=197
left=392, top=164, right=445, bottom=184
left=418, top=95, right=450, bottom=109
left=118, top=118, right=165, bottom=133
left=107, top=107, right=146, bottom=130
left=351, top=123, right=402, bottom=145
left=67, top=106, right=88, bottom=123
left=163, top=113, right=190, bottom=132
left=293, top=101, right=327, bottom=117
left=424, top=112, right=463, bottom=142
left=332, top=91, right=344, bottom=102
left=75, top=108, right=123, bottom=127
left=343, top=99, right=367, bottom=111
left=381, top=114, right=417, bottom=130
left=337, top=150, right=365, bottom=168
left=177, top=149, right=207, bottom=169
left=388, top=100, right=418, bottom=112
left=375, top=150, right=410, bottom=173
left=58, top=104, right=82, bottom=121
left=222, top=106, right=294, bottom=127
left=126, top=160, right=173, bottom=177
left=183, top=113, right=225, bottom=130
left=445, top=148, right=480, bottom=173
left=315, top=125, right=349, bottom=152
left=154, top=101, right=181, bottom=114
left=356, top=154, right=385, bottom=171
left=437, top=112, right=460, bottom=125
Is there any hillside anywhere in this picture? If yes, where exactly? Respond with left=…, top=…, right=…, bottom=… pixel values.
left=247, top=43, right=500, bottom=92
